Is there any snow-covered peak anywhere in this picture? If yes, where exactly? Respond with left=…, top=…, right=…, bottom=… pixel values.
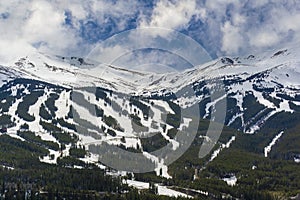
left=2, top=44, right=300, bottom=95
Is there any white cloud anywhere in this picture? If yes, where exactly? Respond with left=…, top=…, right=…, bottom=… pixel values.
left=232, top=13, right=246, bottom=26
left=221, top=21, right=244, bottom=54
left=88, top=44, right=126, bottom=65
left=0, top=0, right=145, bottom=64
left=140, top=0, right=205, bottom=30
left=1, top=0, right=300, bottom=64
left=248, top=0, right=269, bottom=8
left=0, top=0, right=81, bottom=62
left=249, top=30, right=280, bottom=48
left=91, top=0, right=141, bottom=30
left=0, top=39, right=36, bottom=65
left=197, top=0, right=300, bottom=55
left=22, top=1, right=78, bottom=53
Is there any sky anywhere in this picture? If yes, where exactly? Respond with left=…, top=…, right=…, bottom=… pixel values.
left=1, top=0, right=300, bottom=69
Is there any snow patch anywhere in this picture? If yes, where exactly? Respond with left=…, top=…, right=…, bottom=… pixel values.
left=209, top=136, right=236, bottom=162
left=156, top=184, right=192, bottom=198
left=151, top=100, right=175, bottom=114
left=1, top=165, right=15, bottom=170
left=264, top=131, right=283, bottom=157
left=294, top=156, right=300, bottom=163
left=222, top=175, right=237, bottom=186
left=143, top=152, right=172, bottom=179
left=125, top=180, right=149, bottom=190
left=39, top=149, right=60, bottom=164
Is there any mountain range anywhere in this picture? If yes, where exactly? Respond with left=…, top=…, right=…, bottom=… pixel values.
left=0, top=45, right=300, bottom=199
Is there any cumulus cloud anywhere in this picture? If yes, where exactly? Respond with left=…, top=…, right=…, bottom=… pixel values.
left=195, top=0, right=300, bottom=56
left=0, top=0, right=146, bottom=64
left=1, top=0, right=300, bottom=66
left=249, top=30, right=280, bottom=48
left=0, top=0, right=81, bottom=63
left=87, top=27, right=212, bottom=71
left=139, top=0, right=205, bottom=30
left=23, top=1, right=79, bottom=53
left=221, top=21, right=244, bottom=54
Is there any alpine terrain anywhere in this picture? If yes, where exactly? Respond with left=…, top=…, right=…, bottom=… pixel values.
left=0, top=45, right=300, bottom=199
